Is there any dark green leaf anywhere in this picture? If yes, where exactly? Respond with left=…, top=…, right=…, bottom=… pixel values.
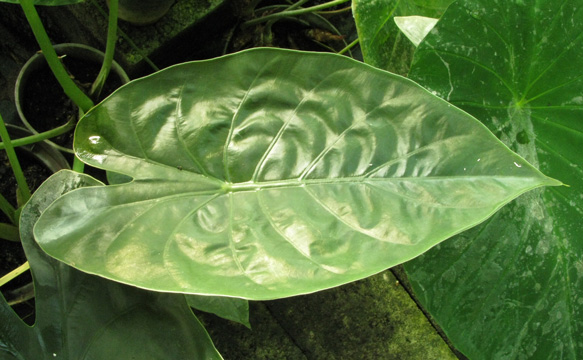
left=34, top=48, right=559, bottom=300
left=0, top=170, right=222, bottom=360
left=353, top=0, right=454, bottom=74
left=405, top=0, right=583, bottom=358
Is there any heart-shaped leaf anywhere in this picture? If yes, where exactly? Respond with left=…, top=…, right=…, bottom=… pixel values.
left=0, top=170, right=222, bottom=360
left=404, top=0, right=583, bottom=358
left=34, top=48, right=559, bottom=300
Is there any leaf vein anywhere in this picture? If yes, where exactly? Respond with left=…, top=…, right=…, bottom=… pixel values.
left=251, top=71, right=342, bottom=182
left=255, top=190, right=328, bottom=270
left=175, top=82, right=211, bottom=177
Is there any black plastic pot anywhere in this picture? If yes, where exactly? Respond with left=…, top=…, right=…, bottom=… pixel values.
left=14, top=43, right=130, bottom=153
left=109, top=0, right=175, bottom=26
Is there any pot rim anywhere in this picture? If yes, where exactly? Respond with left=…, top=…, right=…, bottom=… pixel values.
left=14, top=43, right=130, bottom=153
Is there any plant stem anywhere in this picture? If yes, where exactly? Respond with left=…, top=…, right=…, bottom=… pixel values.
left=244, top=0, right=351, bottom=27
left=0, top=114, right=31, bottom=205
left=72, top=156, right=85, bottom=173
left=0, top=262, right=30, bottom=288
left=317, top=5, right=351, bottom=15
left=89, top=0, right=159, bottom=72
left=90, top=0, right=118, bottom=98
left=19, top=0, right=94, bottom=113
left=338, top=38, right=359, bottom=55
left=286, top=0, right=311, bottom=11
left=0, top=223, right=19, bottom=242
left=0, top=120, right=76, bottom=150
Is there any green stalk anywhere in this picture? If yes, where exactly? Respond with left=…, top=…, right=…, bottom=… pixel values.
left=244, top=0, right=351, bottom=27
left=0, top=119, right=75, bottom=150
left=90, top=0, right=118, bottom=98
left=338, top=38, right=359, bottom=55
left=0, top=262, right=30, bottom=288
left=0, top=114, right=31, bottom=205
left=284, top=0, right=310, bottom=11
left=72, top=156, right=85, bottom=173
left=19, top=0, right=94, bottom=113
left=90, top=0, right=159, bottom=72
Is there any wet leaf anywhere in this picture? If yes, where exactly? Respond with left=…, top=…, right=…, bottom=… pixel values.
left=34, top=48, right=559, bottom=300
left=0, top=170, right=222, bottom=360
left=405, top=0, right=583, bottom=358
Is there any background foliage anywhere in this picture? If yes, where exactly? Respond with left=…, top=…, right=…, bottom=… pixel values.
left=400, top=0, right=583, bottom=358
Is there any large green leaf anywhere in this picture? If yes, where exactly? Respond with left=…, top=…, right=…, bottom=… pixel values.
left=34, top=48, right=559, bottom=300
left=0, top=170, right=222, bottom=360
left=404, top=0, right=583, bottom=358
left=353, top=0, right=454, bottom=74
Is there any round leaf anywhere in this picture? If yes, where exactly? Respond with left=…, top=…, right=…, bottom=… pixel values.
left=34, top=48, right=559, bottom=300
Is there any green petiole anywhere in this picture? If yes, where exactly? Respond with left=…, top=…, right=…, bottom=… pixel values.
left=19, top=0, right=94, bottom=113
left=0, top=262, right=30, bottom=288
left=90, top=0, right=118, bottom=98
left=0, top=113, right=31, bottom=205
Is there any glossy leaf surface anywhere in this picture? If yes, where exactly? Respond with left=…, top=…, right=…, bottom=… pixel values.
left=0, top=170, right=222, bottom=360
left=35, top=48, right=559, bottom=300
left=405, top=0, right=583, bottom=358
left=353, top=0, right=453, bottom=74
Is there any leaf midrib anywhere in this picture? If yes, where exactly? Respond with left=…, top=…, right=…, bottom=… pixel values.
left=223, top=175, right=544, bottom=193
